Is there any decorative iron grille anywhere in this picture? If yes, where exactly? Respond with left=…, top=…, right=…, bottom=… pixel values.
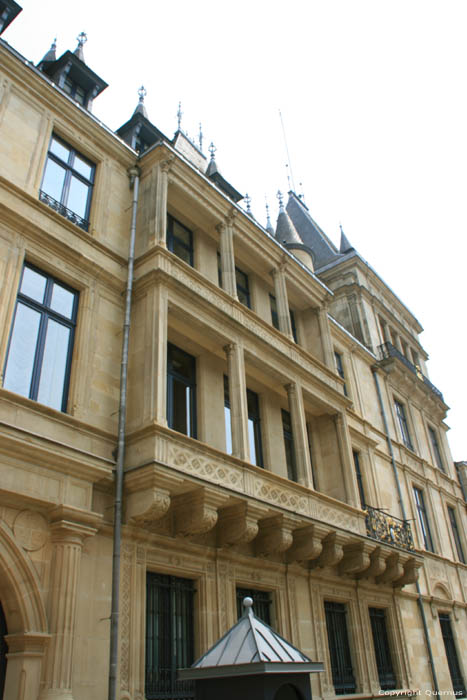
left=236, top=588, right=271, bottom=624
left=369, top=608, right=397, bottom=690
left=324, top=601, right=356, bottom=695
left=39, top=190, right=90, bottom=231
left=378, top=342, right=444, bottom=402
left=145, top=573, right=195, bottom=700
left=365, top=505, right=414, bottom=551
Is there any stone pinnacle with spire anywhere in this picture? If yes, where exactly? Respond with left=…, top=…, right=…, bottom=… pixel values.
left=74, top=31, right=87, bottom=62
left=133, top=85, right=148, bottom=118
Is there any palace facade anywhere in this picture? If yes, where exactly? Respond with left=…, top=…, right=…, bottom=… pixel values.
left=0, top=3, right=466, bottom=700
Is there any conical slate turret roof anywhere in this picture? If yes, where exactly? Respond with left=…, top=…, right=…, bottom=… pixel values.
left=339, top=225, right=354, bottom=253
left=179, top=598, right=323, bottom=680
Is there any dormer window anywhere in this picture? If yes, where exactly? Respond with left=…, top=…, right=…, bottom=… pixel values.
left=63, top=77, right=86, bottom=106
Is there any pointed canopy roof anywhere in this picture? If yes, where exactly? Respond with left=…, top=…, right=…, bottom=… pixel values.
left=40, top=39, right=57, bottom=65
left=179, top=597, right=323, bottom=680
left=205, top=143, right=243, bottom=203
left=339, top=225, right=354, bottom=253
left=0, top=0, right=22, bottom=35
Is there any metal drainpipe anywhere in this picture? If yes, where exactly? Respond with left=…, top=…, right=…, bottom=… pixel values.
left=108, top=165, right=140, bottom=700
left=372, top=367, right=440, bottom=693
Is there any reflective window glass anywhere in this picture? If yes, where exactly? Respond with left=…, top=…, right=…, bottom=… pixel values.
left=20, top=267, right=46, bottom=303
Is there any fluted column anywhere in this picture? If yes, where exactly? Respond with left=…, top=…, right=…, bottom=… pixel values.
left=286, top=382, right=313, bottom=487
left=218, top=215, right=237, bottom=299
left=224, top=342, right=249, bottom=460
left=271, top=264, right=293, bottom=339
left=154, top=158, right=173, bottom=247
left=40, top=508, right=98, bottom=700
left=317, top=304, right=334, bottom=368
left=334, top=412, right=360, bottom=508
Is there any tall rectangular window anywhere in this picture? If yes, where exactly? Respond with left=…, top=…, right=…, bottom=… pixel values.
left=324, top=601, right=356, bottom=695
left=145, top=573, right=195, bottom=700
left=334, top=351, right=348, bottom=396
left=352, top=451, right=366, bottom=508
left=282, top=409, right=297, bottom=482
left=269, top=294, right=297, bottom=341
left=413, top=487, right=435, bottom=552
left=40, top=134, right=94, bottom=231
left=369, top=608, right=396, bottom=690
left=235, top=267, right=250, bottom=308
left=447, top=506, right=465, bottom=564
left=224, top=375, right=232, bottom=455
left=236, top=588, right=271, bottom=624
left=439, top=614, right=466, bottom=698
left=3, top=264, right=78, bottom=412
left=428, top=426, right=445, bottom=472
left=167, top=214, right=194, bottom=266
left=394, top=400, right=413, bottom=450
left=167, top=344, right=197, bottom=438
left=247, top=388, right=263, bottom=467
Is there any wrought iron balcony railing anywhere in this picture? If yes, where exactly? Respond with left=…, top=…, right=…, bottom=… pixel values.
left=365, top=505, right=414, bottom=552
left=39, top=190, right=90, bottom=232
left=378, top=342, right=444, bottom=402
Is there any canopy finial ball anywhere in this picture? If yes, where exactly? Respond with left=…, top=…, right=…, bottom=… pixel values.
left=243, top=597, right=253, bottom=609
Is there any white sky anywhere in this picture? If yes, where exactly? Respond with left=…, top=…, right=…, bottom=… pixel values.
left=4, top=1, right=466, bottom=460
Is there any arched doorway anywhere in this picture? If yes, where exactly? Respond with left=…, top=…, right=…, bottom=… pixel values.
left=274, top=683, right=303, bottom=700
left=0, top=603, right=6, bottom=699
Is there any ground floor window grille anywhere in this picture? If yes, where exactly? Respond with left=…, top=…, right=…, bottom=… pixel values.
left=369, top=608, right=396, bottom=690
left=236, top=587, right=271, bottom=625
left=324, top=601, right=356, bottom=695
left=146, top=573, right=195, bottom=700
left=439, top=613, right=466, bottom=698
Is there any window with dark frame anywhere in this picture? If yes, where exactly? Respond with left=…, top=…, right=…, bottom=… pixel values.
left=40, top=134, right=94, bottom=231
left=145, top=573, right=195, bottom=700
left=269, top=294, right=298, bottom=342
left=369, top=608, right=397, bottom=690
left=3, top=264, right=78, bottom=412
left=63, top=77, right=87, bottom=106
left=324, top=601, right=356, bottom=695
left=167, top=343, right=197, bottom=439
left=447, top=506, right=465, bottom=564
left=334, top=351, right=348, bottom=396
left=167, top=214, right=194, bottom=266
left=235, top=267, right=250, bottom=308
left=282, top=409, right=298, bottom=482
left=224, top=374, right=232, bottom=455
left=236, top=588, right=271, bottom=625
left=439, top=613, right=466, bottom=698
left=394, top=400, right=413, bottom=450
left=413, top=487, right=435, bottom=552
left=428, top=426, right=445, bottom=472
left=247, top=388, right=263, bottom=467
left=352, top=451, right=366, bottom=508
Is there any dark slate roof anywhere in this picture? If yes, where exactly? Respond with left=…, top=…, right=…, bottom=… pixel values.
left=179, top=598, right=323, bottom=680
left=39, top=50, right=108, bottom=98
left=339, top=228, right=354, bottom=253
left=0, top=0, right=22, bottom=35
left=286, top=191, right=341, bottom=268
left=275, top=208, right=302, bottom=245
left=205, top=156, right=243, bottom=203
left=116, top=112, right=168, bottom=152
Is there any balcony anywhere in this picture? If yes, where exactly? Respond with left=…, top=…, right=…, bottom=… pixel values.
left=377, top=342, right=444, bottom=402
left=365, top=505, right=414, bottom=552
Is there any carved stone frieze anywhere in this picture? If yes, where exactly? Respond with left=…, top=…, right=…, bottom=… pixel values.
left=252, top=478, right=308, bottom=514
left=166, top=442, right=244, bottom=492
left=255, top=514, right=299, bottom=557
left=173, top=488, right=227, bottom=537
left=217, top=501, right=269, bottom=547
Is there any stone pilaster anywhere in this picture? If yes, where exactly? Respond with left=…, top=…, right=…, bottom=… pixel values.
left=271, top=264, right=293, bottom=339
left=39, top=507, right=99, bottom=700
left=334, top=412, right=360, bottom=509
left=153, top=284, right=168, bottom=426
left=218, top=215, right=237, bottom=299
left=317, top=304, right=334, bottom=368
left=286, top=382, right=313, bottom=487
left=224, top=342, right=249, bottom=461
left=154, top=158, right=173, bottom=247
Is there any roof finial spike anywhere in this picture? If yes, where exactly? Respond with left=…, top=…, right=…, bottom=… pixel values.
left=299, top=182, right=305, bottom=200
left=177, top=101, right=183, bottom=131
left=199, top=123, right=203, bottom=151
left=265, top=199, right=275, bottom=235
left=277, top=189, right=284, bottom=212
left=209, top=141, right=217, bottom=161
left=138, top=85, right=146, bottom=104
left=75, top=31, right=87, bottom=61
left=245, top=193, right=252, bottom=214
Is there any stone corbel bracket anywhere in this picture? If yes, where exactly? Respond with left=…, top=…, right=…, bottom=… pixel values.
left=357, top=546, right=388, bottom=580
left=173, top=487, right=228, bottom=537
left=376, top=552, right=405, bottom=585
left=286, top=524, right=328, bottom=564
left=255, top=514, right=299, bottom=557
left=392, top=556, right=423, bottom=588
left=339, top=541, right=374, bottom=577
left=310, top=531, right=347, bottom=569
left=125, top=467, right=184, bottom=527
left=217, top=501, right=269, bottom=547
